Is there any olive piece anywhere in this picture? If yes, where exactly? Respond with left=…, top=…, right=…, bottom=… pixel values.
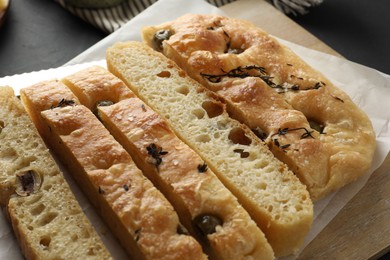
left=94, top=100, right=114, bottom=116
left=193, top=214, right=223, bottom=237
left=153, top=29, right=172, bottom=52
left=227, top=48, right=244, bottom=54
left=15, top=169, right=42, bottom=196
left=96, top=100, right=114, bottom=107
left=309, top=120, right=326, bottom=134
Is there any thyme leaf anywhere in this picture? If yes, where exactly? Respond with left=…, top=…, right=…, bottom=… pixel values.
left=201, top=65, right=325, bottom=92
left=272, top=127, right=315, bottom=139
left=51, top=98, right=76, bottom=109
left=197, top=163, right=208, bottom=173
left=146, top=143, right=168, bottom=168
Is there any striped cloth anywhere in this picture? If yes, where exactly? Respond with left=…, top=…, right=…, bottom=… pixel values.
left=55, top=0, right=237, bottom=33
left=55, top=0, right=322, bottom=33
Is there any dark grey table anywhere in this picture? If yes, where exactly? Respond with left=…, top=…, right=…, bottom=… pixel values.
left=1, top=0, right=389, bottom=78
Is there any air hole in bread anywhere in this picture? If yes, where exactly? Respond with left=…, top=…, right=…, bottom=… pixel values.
left=295, top=205, right=303, bottom=212
left=39, top=236, right=51, bottom=250
left=308, top=119, right=325, bottom=134
left=157, top=70, right=171, bottom=78
left=38, top=212, right=58, bottom=226
left=254, top=160, right=269, bottom=169
left=195, top=134, right=211, bottom=143
left=30, top=203, right=45, bottom=216
left=0, top=147, right=17, bottom=162
left=87, top=247, right=97, bottom=256
left=228, top=127, right=252, bottom=145
left=29, top=141, right=39, bottom=149
left=256, top=182, right=267, bottom=190
left=43, top=184, right=52, bottom=191
left=27, top=225, right=34, bottom=231
left=71, top=234, right=78, bottom=242
left=202, top=101, right=223, bottom=118
left=176, top=85, right=190, bottom=96
left=192, top=108, right=205, bottom=119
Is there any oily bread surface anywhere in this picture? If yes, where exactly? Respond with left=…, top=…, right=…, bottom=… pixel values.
left=20, top=81, right=206, bottom=260
left=142, top=14, right=376, bottom=201
left=60, top=65, right=274, bottom=259
left=106, top=41, right=313, bottom=257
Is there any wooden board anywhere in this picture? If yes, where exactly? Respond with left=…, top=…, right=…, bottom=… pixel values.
left=221, top=1, right=390, bottom=259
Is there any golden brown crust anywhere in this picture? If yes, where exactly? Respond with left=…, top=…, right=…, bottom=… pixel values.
left=106, top=41, right=313, bottom=257
left=62, top=66, right=274, bottom=259
left=142, top=14, right=376, bottom=201
left=0, top=86, right=111, bottom=260
left=61, top=66, right=135, bottom=111
left=42, top=105, right=206, bottom=260
left=20, top=82, right=206, bottom=260
left=20, top=79, right=80, bottom=138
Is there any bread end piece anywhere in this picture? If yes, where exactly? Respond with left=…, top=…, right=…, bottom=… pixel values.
left=0, top=86, right=111, bottom=260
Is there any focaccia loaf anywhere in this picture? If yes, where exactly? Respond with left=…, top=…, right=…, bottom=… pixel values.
left=62, top=65, right=275, bottom=260
left=20, top=83, right=206, bottom=260
left=142, top=14, right=376, bottom=201
left=0, top=86, right=111, bottom=260
left=106, top=41, right=313, bottom=257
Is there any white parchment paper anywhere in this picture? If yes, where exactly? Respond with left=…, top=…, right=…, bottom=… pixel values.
left=1, top=0, right=390, bottom=259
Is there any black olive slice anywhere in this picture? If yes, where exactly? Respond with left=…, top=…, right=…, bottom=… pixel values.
left=15, top=169, right=42, bottom=196
left=153, top=29, right=172, bottom=52
left=193, top=214, right=223, bottom=237
left=309, top=120, right=326, bottom=134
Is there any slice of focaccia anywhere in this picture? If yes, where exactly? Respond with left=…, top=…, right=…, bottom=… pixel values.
left=142, top=14, right=376, bottom=201
left=0, top=86, right=111, bottom=260
left=20, top=83, right=206, bottom=260
left=62, top=65, right=275, bottom=260
left=106, top=41, right=313, bottom=257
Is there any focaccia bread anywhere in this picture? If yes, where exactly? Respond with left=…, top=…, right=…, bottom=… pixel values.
left=106, top=41, right=313, bottom=257
left=0, top=86, right=111, bottom=260
left=20, top=83, right=206, bottom=260
left=62, top=66, right=274, bottom=259
left=142, top=14, right=376, bottom=201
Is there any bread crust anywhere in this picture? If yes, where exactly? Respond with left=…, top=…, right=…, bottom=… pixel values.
left=61, top=66, right=274, bottom=259
left=106, top=41, right=313, bottom=257
left=0, top=86, right=111, bottom=260
left=142, top=14, right=376, bottom=201
left=20, top=83, right=206, bottom=260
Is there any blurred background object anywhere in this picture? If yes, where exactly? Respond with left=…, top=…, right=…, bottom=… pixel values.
left=271, top=0, right=323, bottom=15
left=54, top=0, right=322, bottom=33
left=0, top=0, right=388, bottom=76
left=64, top=0, right=126, bottom=8
left=0, top=0, right=10, bottom=28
